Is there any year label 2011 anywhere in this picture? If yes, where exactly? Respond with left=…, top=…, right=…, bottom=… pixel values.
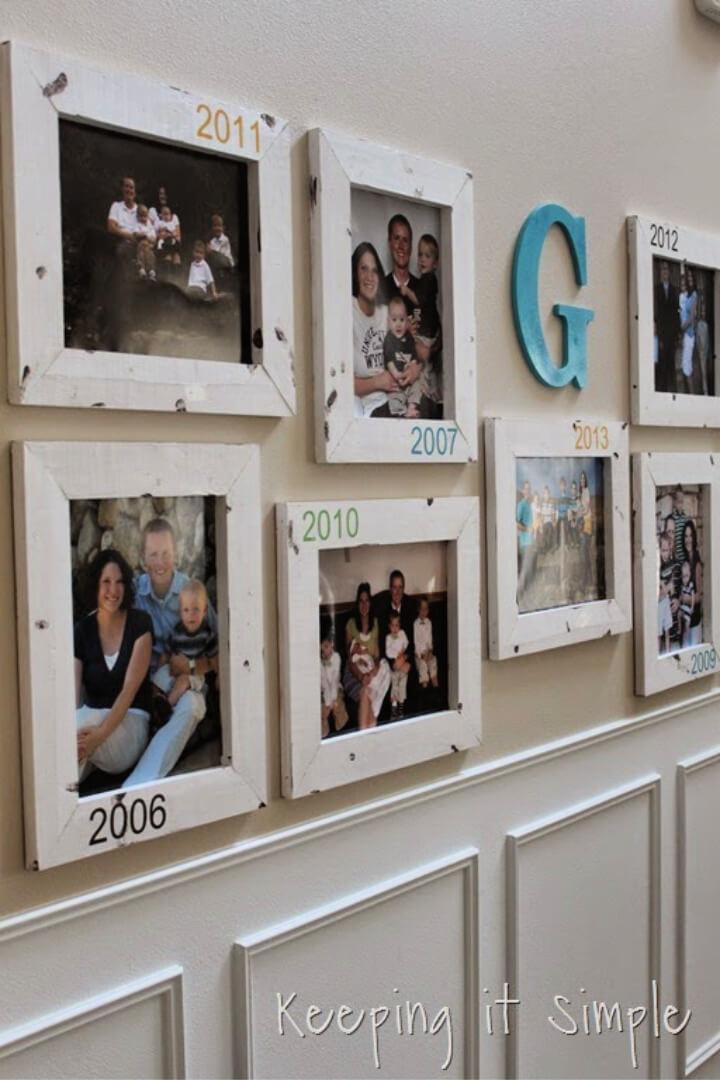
left=302, top=507, right=359, bottom=543
left=89, top=793, right=167, bottom=846
left=195, top=104, right=261, bottom=153
left=690, top=647, right=717, bottom=675
left=649, top=223, right=679, bottom=253
left=573, top=423, right=609, bottom=451
left=410, top=425, right=459, bottom=457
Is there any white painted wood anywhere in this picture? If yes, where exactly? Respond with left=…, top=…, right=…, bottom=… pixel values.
left=0, top=42, right=295, bottom=416
left=12, top=442, right=266, bottom=869
left=277, top=497, right=481, bottom=796
left=309, top=128, right=477, bottom=464
left=485, top=417, right=632, bottom=659
left=632, top=452, right=720, bottom=696
left=0, top=967, right=185, bottom=1079
left=628, top=215, right=720, bottom=428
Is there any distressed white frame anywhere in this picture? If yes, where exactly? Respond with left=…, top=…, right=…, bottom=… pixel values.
left=633, top=452, right=719, bottom=696
left=485, top=417, right=632, bottom=659
left=12, top=441, right=266, bottom=869
left=628, top=214, right=720, bottom=427
left=309, top=128, right=477, bottom=464
left=277, top=497, right=481, bottom=796
left=1, top=41, right=295, bottom=415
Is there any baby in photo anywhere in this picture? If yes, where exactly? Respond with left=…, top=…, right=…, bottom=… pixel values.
left=134, top=204, right=157, bottom=280
left=401, top=234, right=442, bottom=404
left=187, top=240, right=218, bottom=300
left=413, top=597, right=438, bottom=690
left=385, top=612, right=411, bottom=719
left=155, top=205, right=182, bottom=265
left=152, top=579, right=218, bottom=721
left=320, top=628, right=348, bottom=738
left=384, top=296, right=423, bottom=418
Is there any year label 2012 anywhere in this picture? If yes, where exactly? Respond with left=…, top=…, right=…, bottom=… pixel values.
left=649, top=222, right=679, bottom=253
left=195, top=104, right=261, bottom=153
left=410, top=425, right=459, bottom=457
left=302, top=507, right=359, bottom=543
left=89, top=793, right=167, bottom=846
left=573, top=423, right=609, bottom=451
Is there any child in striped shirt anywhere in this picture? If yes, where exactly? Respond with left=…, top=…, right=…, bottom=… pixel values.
left=152, top=579, right=218, bottom=714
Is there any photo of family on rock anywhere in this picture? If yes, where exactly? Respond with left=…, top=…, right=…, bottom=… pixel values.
left=352, top=191, right=444, bottom=420
left=515, top=457, right=606, bottom=614
left=318, top=544, right=449, bottom=738
left=656, top=485, right=705, bottom=657
left=70, top=497, right=222, bottom=796
left=653, top=257, right=715, bottom=397
left=60, top=120, right=251, bottom=364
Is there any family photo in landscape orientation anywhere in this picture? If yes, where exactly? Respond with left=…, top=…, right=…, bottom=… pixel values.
left=70, top=496, right=222, bottom=796
left=653, top=257, right=715, bottom=397
left=60, top=120, right=251, bottom=364
left=351, top=190, right=444, bottom=421
left=318, top=542, right=449, bottom=738
left=656, top=485, right=705, bottom=657
left=515, top=457, right=606, bottom=614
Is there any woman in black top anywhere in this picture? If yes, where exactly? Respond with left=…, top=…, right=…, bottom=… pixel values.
left=74, top=549, right=153, bottom=781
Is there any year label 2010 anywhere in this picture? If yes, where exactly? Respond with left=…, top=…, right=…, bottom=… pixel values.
left=573, top=423, right=609, bottom=451
left=195, top=104, right=261, bottom=153
left=88, top=793, right=167, bottom=846
left=302, top=507, right=359, bottom=543
left=410, top=425, right=459, bottom=457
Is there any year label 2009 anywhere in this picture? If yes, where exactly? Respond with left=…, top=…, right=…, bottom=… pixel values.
left=410, top=425, right=459, bottom=457
left=690, top=648, right=717, bottom=675
left=573, top=423, right=609, bottom=451
left=195, top=104, right=261, bottom=153
left=89, top=793, right=167, bottom=846
left=302, top=507, right=359, bottom=543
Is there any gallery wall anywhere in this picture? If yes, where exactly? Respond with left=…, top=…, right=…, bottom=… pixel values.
left=0, top=0, right=719, bottom=916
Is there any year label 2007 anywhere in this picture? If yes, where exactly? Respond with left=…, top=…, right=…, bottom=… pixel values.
left=89, top=793, right=167, bottom=846
left=574, top=423, right=609, bottom=451
left=302, top=507, right=359, bottom=543
left=690, top=648, right=717, bottom=675
left=195, top=104, right=261, bottom=153
left=410, top=425, right=459, bottom=457
left=649, top=223, right=679, bottom=253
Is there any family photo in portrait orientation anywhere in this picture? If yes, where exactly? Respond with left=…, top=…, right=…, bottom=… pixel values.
left=655, top=485, right=705, bottom=657
left=653, top=257, right=715, bottom=397
left=351, top=190, right=444, bottom=421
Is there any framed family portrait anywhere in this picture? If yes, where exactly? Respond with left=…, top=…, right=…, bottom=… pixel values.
left=485, top=418, right=632, bottom=659
left=628, top=214, right=719, bottom=427
left=12, top=441, right=265, bottom=869
left=1, top=42, right=295, bottom=415
left=276, top=497, right=481, bottom=796
left=309, top=127, right=477, bottom=464
left=633, top=453, right=719, bottom=696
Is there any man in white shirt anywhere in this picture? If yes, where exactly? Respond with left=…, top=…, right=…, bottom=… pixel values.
left=107, top=176, right=139, bottom=240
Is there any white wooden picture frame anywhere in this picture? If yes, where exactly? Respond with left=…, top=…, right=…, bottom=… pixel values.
left=628, top=214, right=720, bottom=427
left=277, top=497, right=481, bottom=796
left=1, top=41, right=295, bottom=416
left=309, top=128, right=477, bottom=464
left=485, top=417, right=632, bottom=659
left=12, top=441, right=266, bottom=869
left=633, top=452, right=719, bottom=696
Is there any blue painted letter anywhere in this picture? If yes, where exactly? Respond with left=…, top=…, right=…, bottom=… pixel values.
left=511, top=203, right=594, bottom=389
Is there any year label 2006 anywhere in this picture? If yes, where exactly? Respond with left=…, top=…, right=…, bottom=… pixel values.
left=195, top=104, right=261, bottom=153
left=302, top=507, right=359, bottom=543
left=410, top=425, right=459, bottom=457
left=89, top=793, right=167, bottom=846
left=690, top=648, right=717, bottom=675
left=649, top=222, right=679, bottom=253
left=574, top=423, right=609, bottom=451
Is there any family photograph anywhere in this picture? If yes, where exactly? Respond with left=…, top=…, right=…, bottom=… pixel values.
left=653, top=257, right=715, bottom=396
left=656, top=485, right=705, bottom=657
left=70, top=496, right=222, bottom=796
left=515, top=457, right=606, bottom=613
left=351, top=190, right=444, bottom=421
left=318, top=542, right=449, bottom=738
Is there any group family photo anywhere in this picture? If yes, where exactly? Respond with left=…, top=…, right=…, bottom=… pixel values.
left=351, top=189, right=444, bottom=421
left=653, top=257, right=715, bottom=396
left=70, top=495, right=223, bottom=796
left=515, top=457, right=606, bottom=614
left=60, top=119, right=251, bottom=364
left=318, top=542, right=449, bottom=738
left=656, top=485, right=705, bottom=657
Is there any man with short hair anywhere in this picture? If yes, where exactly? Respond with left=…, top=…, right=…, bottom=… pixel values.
left=382, top=215, right=423, bottom=404
left=107, top=176, right=139, bottom=241
left=654, top=260, right=680, bottom=393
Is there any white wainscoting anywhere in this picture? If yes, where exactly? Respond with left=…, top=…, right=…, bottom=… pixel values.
left=0, top=692, right=719, bottom=1078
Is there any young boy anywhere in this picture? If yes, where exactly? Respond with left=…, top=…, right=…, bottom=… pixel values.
left=679, top=560, right=695, bottom=646
left=413, top=597, right=438, bottom=689
left=385, top=612, right=411, bottom=719
left=658, top=532, right=677, bottom=655
left=155, top=204, right=182, bottom=265
left=400, top=234, right=442, bottom=404
left=320, top=627, right=348, bottom=738
left=134, top=204, right=157, bottom=280
left=152, top=579, right=218, bottom=716
left=207, top=214, right=234, bottom=271
left=187, top=240, right=218, bottom=300
left=384, top=296, right=423, bottom=418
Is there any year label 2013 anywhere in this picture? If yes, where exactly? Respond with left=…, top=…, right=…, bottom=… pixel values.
left=690, top=647, right=717, bottom=675
left=88, top=793, right=167, bottom=846
left=649, top=222, right=679, bottom=253
left=573, top=423, right=609, bottom=451
left=410, top=425, right=459, bottom=457
left=302, top=507, right=359, bottom=543
left=195, top=104, right=261, bottom=153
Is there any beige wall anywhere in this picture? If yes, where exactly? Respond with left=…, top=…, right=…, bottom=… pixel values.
left=1, top=0, right=719, bottom=913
